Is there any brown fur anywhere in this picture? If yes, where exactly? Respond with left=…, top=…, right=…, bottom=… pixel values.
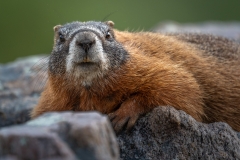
left=32, top=28, right=240, bottom=132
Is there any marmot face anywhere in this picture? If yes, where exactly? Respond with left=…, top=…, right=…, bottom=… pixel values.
left=49, top=21, right=128, bottom=86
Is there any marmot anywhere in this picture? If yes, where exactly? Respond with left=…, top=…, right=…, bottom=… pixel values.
left=31, top=21, right=240, bottom=132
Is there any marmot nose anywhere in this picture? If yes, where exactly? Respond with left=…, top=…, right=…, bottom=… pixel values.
left=77, top=39, right=96, bottom=53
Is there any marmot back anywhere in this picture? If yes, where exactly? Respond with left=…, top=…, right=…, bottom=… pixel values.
left=31, top=21, right=240, bottom=132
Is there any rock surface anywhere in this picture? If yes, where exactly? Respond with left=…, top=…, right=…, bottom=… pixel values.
left=0, top=112, right=119, bottom=160
left=152, top=21, right=240, bottom=42
left=118, top=106, right=240, bottom=160
left=0, top=55, right=48, bottom=128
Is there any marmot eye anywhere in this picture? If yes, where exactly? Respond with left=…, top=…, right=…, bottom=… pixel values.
left=59, top=33, right=65, bottom=42
left=106, top=31, right=111, bottom=39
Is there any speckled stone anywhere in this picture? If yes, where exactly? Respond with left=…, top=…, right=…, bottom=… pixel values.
left=118, top=106, right=240, bottom=160
left=0, top=112, right=119, bottom=160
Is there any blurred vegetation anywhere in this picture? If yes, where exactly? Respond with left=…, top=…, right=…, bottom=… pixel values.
left=1, top=0, right=240, bottom=63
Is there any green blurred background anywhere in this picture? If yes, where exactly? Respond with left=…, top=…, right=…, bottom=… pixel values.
left=1, top=1, right=240, bottom=63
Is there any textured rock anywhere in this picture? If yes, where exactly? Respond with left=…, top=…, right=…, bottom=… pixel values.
left=152, top=21, right=240, bottom=42
left=0, top=112, right=119, bottom=160
left=0, top=97, right=37, bottom=127
left=0, top=55, right=48, bottom=127
left=118, top=106, right=240, bottom=160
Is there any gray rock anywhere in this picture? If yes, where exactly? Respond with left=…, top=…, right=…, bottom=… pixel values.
left=0, top=97, right=37, bottom=127
left=118, top=106, right=240, bottom=160
left=152, top=21, right=240, bottom=42
left=0, top=112, right=119, bottom=160
left=0, top=55, right=48, bottom=96
left=0, top=55, right=48, bottom=127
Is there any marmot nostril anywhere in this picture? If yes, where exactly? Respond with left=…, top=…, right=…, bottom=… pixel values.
left=77, top=39, right=96, bottom=53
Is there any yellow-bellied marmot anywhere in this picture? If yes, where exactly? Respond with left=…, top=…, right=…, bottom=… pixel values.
left=31, top=21, right=240, bottom=132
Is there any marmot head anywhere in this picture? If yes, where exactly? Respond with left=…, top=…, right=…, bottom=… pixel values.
left=49, top=21, right=128, bottom=86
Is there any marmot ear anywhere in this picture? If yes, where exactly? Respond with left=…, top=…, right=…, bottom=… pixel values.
left=105, top=21, right=114, bottom=28
left=53, top=25, right=62, bottom=32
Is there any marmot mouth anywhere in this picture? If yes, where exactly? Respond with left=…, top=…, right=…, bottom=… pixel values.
left=76, top=62, right=97, bottom=68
